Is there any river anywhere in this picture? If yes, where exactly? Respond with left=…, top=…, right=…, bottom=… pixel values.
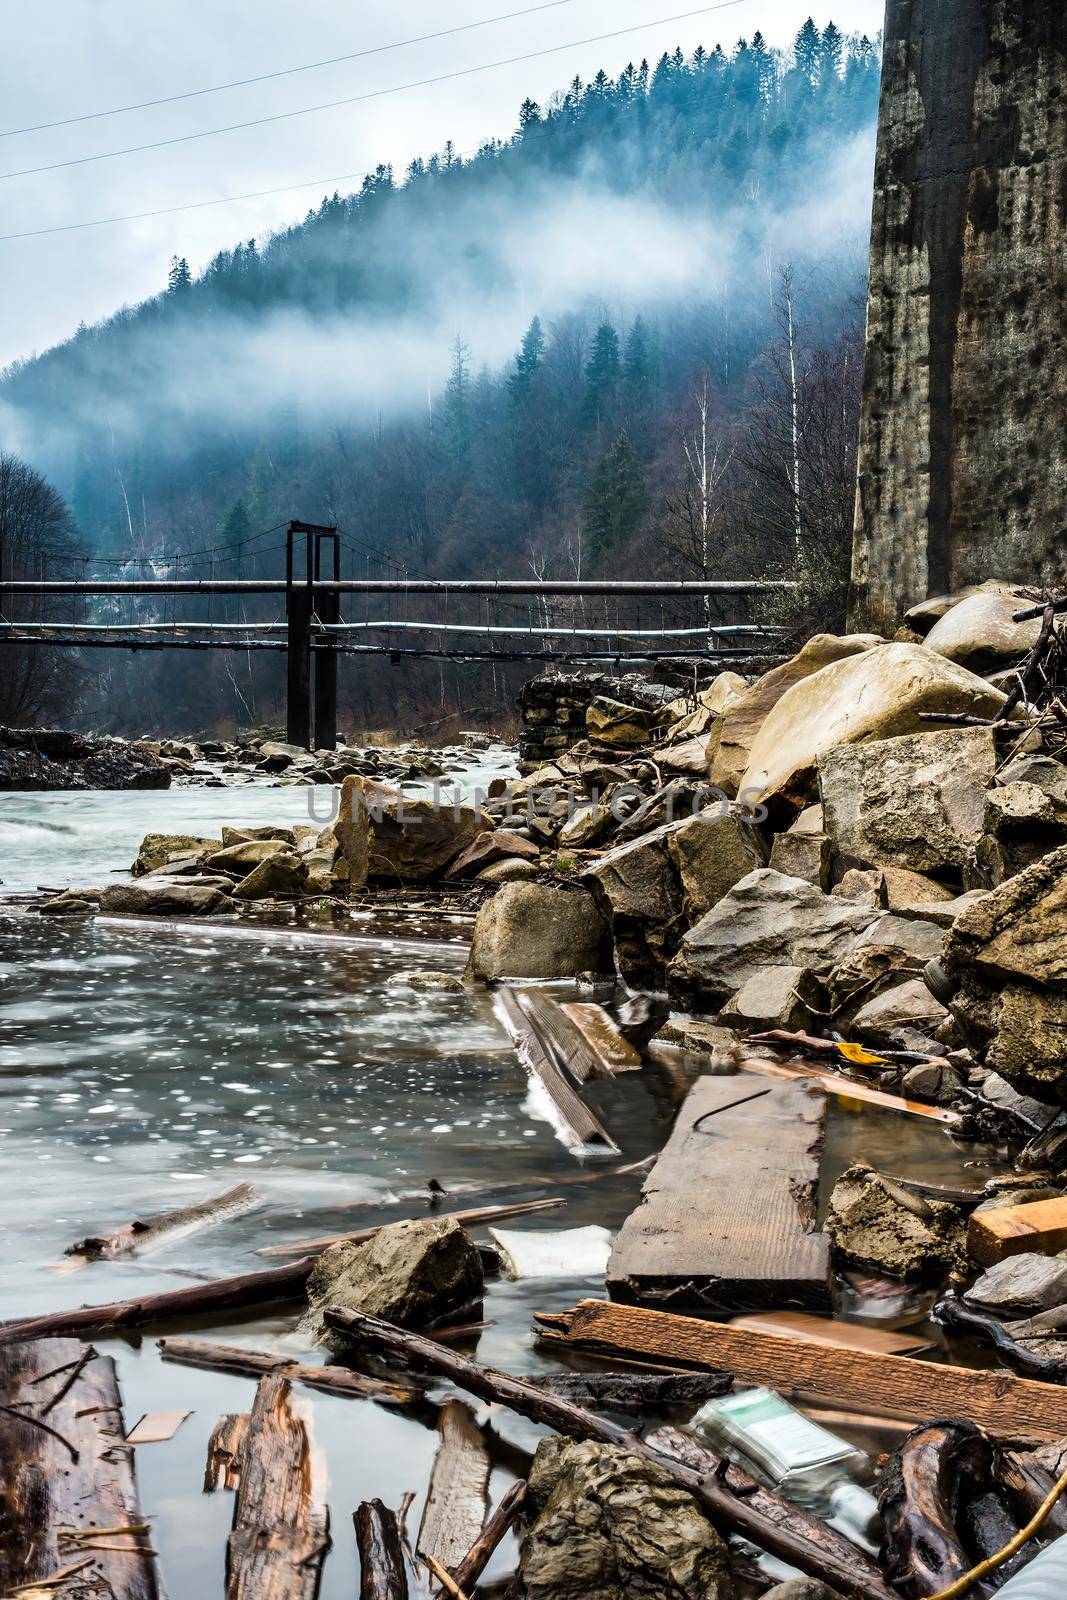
left=0, top=776, right=1004, bottom=1597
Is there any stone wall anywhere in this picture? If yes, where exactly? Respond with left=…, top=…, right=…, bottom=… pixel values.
left=850, top=1, right=1067, bottom=633
left=518, top=671, right=682, bottom=771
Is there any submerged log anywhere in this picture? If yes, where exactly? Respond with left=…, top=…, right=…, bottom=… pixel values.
left=256, top=1198, right=565, bottom=1260
left=322, top=1305, right=897, bottom=1600
left=533, top=1299, right=1067, bottom=1438
left=560, top=1002, right=643, bottom=1074
left=226, top=1373, right=330, bottom=1600
left=205, top=1413, right=249, bottom=1493
left=0, top=1202, right=565, bottom=1345
left=443, top=1480, right=526, bottom=1599
left=354, top=1501, right=409, bottom=1600
left=495, top=987, right=619, bottom=1153
left=63, top=1182, right=261, bottom=1270
left=0, top=1338, right=159, bottom=1599
left=159, top=1338, right=418, bottom=1404
left=933, top=1290, right=1067, bottom=1382
left=416, top=1400, right=491, bottom=1575
left=879, top=1420, right=993, bottom=1599
left=528, top=1370, right=732, bottom=1411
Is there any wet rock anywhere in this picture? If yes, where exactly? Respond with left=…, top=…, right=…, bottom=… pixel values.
left=849, top=979, right=949, bottom=1048
left=99, top=877, right=229, bottom=917
left=520, top=1436, right=731, bottom=1600
left=923, top=582, right=1045, bottom=672
left=132, top=833, right=221, bottom=876
left=741, top=643, right=1007, bottom=813
left=718, top=965, right=819, bottom=1032
left=583, top=823, right=684, bottom=989
left=980, top=1073, right=1058, bottom=1133
left=708, top=634, right=879, bottom=797
left=39, top=892, right=94, bottom=917
left=665, top=807, right=768, bottom=922
left=232, top=853, right=307, bottom=901
left=386, top=970, right=465, bottom=991
left=476, top=858, right=539, bottom=885
left=465, top=882, right=612, bottom=981
left=667, top=871, right=878, bottom=1011
left=302, top=1215, right=483, bottom=1340
left=826, top=1163, right=966, bottom=1281
left=965, top=1253, right=1067, bottom=1316
left=769, top=829, right=831, bottom=890
left=335, top=776, right=370, bottom=886
left=446, top=828, right=540, bottom=878
left=204, top=838, right=293, bottom=874
left=819, top=727, right=996, bottom=876
left=367, top=791, right=490, bottom=883
left=557, top=801, right=613, bottom=849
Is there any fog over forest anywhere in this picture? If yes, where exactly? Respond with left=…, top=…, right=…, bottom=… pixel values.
left=1, top=21, right=882, bottom=733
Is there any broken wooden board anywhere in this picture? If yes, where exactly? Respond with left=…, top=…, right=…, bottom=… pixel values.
left=607, top=1074, right=831, bottom=1315
left=738, top=1055, right=962, bottom=1125
left=226, top=1373, right=330, bottom=1600
left=126, top=1409, right=191, bottom=1445
left=0, top=1338, right=160, bottom=1599
left=561, top=1002, right=643, bottom=1074
left=536, top=1300, right=1067, bottom=1439
left=514, top=992, right=635, bottom=1083
left=968, top=1195, right=1067, bottom=1267
left=205, top=1413, right=249, bottom=1493
left=61, top=1181, right=261, bottom=1273
left=729, top=1310, right=933, bottom=1357
left=495, top=987, right=619, bottom=1154
left=416, top=1399, right=491, bottom=1575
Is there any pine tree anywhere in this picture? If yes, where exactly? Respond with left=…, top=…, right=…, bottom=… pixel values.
left=583, top=434, right=647, bottom=557
left=509, top=317, right=546, bottom=402
left=793, top=18, right=821, bottom=85
left=167, top=256, right=191, bottom=294
left=583, top=322, right=620, bottom=427
left=222, top=498, right=251, bottom=545
left=518, top=97, right=542, bottom=133
left=819, top=23, right=845, bottom=87
left=623, top=316, right=653, bottom=407
left=442, top=335, right=472, bottom=466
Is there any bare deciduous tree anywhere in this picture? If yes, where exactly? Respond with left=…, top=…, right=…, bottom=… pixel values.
left=0, top=453, right=86, bottom=725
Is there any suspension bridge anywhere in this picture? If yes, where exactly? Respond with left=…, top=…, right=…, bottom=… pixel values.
left=0, top=520, right=797, bottom=749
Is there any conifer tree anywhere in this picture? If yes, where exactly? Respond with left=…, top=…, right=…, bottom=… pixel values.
left=583, top=322, right=620, bottom=427
left=583, top=433, right=647, bottom=557
left=167, top=256, right=192, bottom=294
left=793, top=18, right=821, bottom=85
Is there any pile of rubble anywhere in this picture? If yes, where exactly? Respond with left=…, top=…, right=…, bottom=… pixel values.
left=0, top=725, right=170, bottom=790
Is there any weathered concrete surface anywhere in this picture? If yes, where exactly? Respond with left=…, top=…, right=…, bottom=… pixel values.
left=850, top=3, right=1067, bottom=630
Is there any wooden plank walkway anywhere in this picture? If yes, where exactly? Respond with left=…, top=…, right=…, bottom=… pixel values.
left=606, top=1074, right=831, bottom=1314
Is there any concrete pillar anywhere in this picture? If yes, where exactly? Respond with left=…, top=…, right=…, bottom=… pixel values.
left=850, top=1, right=1067, bottom=633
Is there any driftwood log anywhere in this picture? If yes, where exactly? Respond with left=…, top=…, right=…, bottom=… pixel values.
left=0, top=1338, right=159, bottom=1599
left=416, top=1400, right=491, bottom=1574
left=323, top=1305, right=897, bottom=1600
left=226, top=1373, right=330, bottom=1600
left=0, top=1200, right=566, bottom=1345
left=1001, top=1448, right=1067, bottom=1541
left=441, top=1480, right=526, bottom=1599
left=205, top=1413, right=249, bottom=1493
left=879, top=1420, right=993, bottom=1599
left=64, top=1181, right=261, bottom=1269
left=159, top=1338, right=418, bottom=1404
left=528, top=1369, right=732, bottom=1412
left=355, top=1500, right=409, bottom=1600
left=934, top=1290, right=1067, bottom=1382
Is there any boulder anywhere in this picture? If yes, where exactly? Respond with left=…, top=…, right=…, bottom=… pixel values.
left=997, top=755, right=1067, bottom=820
left=718, top=965, right=820, bottom=1032
left=204, top=838, right=293, bottom=874
left=302, top=1215, right=483, bottom=1341
left=965, top=1252, right=1067, bottom=1316
left=848, top=979, right=949, bottom=1049
left=131, top=832, right=220, bottom=876
left=968, top=781, right=1067, bottom=887
left=879, top=866, right=955, bottom=911
left=232, top=853, right=307, bottom=901
left=923, top=582, right=1045, bottom=672
left=852, top=915, right=945, bottom=962
left=586, top=698, right=669, bottom=747
left=465, top=882, right=612, bottom=982
left=556, top=802, right=613, bottom=850
left=520, top=1437, right=731, bottom=1600
left=667, top=870, right=878, bottom=1011
left=367, top=791, right=490, bottom=883
left=820, top=726, right=996, bottom=879
left=951, top=980, right=1067, bottom=1103
left=583, top=823, right=684, bottom=988
left=335, top=775, right=370, bottom=886
left=476, top=858, right=539, bottom=885
left=664, top=807, right=768, bottom=922
left=708, top=634, right=880, bottom=797
left=825, top=1164, right=966, bottom=1281
left=99, top=877, right=229, bottom=917
left=741, top=644, right=1007, bottom=812
left=445, top=829, right=539, bottom=879
left=945, top=843, right=1067, bottom=991
left=769, top=830, right=831, bottom=890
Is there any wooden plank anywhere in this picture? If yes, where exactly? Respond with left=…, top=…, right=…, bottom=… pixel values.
left=516, top=991, right=610, bottom=1084
left=226, top=1374, right=330, bottom=1600
left=0, top=1338, right=160, bottom=1599
left=126, top=1410, right=190, bottom=1444
left=495, top=988, right=619, bottom=1154
left=729, top=1310, right=932, bottom=1356
left=61, top=1182, right=261, bottom=1272
left=968, top=1195, right=1067, bottom=1266
left=607, top=1075, right=830, bottom=1314
left=737, top=1055, right=962, bottom=1125
left=416, top=1400, right=491, bottom=1575
left=205, top=1413, right=249, bottom=1493
left=561, top=1002, right=643, bottom=1073
left=159, top=1339, right=417, bottom=1405
left=535, top=1299, right=1067, bottom=1439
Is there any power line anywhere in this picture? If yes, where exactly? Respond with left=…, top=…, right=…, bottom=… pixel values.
left=0, top=2, right=583, bottom=140
left=0, top=2, right=749, bottom=184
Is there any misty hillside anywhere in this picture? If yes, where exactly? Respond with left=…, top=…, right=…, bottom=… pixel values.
left=1, top=21, right=882, bottom=731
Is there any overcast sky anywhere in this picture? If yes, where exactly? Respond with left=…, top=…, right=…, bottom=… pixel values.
left=0, top=1, right=884, bottom=367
